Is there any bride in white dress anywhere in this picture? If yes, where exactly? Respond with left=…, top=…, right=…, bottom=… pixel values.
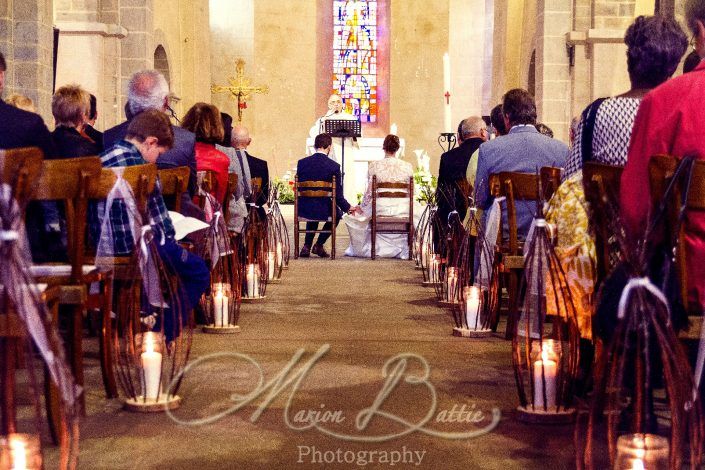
left=344, top=135, right=417, bottom=259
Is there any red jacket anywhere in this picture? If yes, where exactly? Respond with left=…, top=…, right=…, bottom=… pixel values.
left=194, top=142, right=230, bottom=203
left=621, top=60, right=705, bottom=306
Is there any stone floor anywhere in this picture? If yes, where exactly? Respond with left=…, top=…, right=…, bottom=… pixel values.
left=43, top=211, right=578, bottom=469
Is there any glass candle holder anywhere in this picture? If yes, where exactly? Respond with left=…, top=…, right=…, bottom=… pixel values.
left=138, top=331, right=164, bottom=401
left=445, top=267, right=459, bottom=303
left=211, top=282, right=231, bottom=327
left=614, top=434, right=669, bottom=470
left=463, top=285, right=485, bottom=329
left=530, top=339, right=561, bottom=410
left=0, top=433, right=42, bottom=470
left=245, top=263, right=261, bottom=298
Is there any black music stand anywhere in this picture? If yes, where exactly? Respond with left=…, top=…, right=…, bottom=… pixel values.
left=325, top=119, right=361, bottom=194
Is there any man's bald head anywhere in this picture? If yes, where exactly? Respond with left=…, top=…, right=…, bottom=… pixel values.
left=459, top=116, right=488, bottom=141
left=232, top=125, right=251, bottom=149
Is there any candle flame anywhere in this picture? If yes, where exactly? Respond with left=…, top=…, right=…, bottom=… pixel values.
left=10, top=436, right=28, bottom=469
left=144, top=332, right=157, bottom=354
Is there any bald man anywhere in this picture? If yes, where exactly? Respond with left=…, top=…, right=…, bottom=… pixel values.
left=436, top=116, right=488, bottom=223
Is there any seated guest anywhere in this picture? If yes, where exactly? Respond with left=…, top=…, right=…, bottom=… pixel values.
left=51, top=84, right=101, bottom=157
left=436, top=116, right=488, bottom=224
left=467, top=106, right=504, bottom=195
left=81, top=93, right=104, bottom=151
left=6, top=93, right=36, bottom=112
left=95, top=109, right=209, bottom=336
left=564, top=15, right=687, bottom=180
left=181, top=102, right=230, bottom=204
left=0, top=52, right=55, bottom=157
left=297, top=133, right=357, bottom=258
left=475, top=88, right=569, bottom=239
left=104, top=70, right=198, bottom=200
left=216, top=114, right=252, bottom=233
left=344, top=134, right=414, bottom=258
left=244, top=129, right=270, bottom=212
left=621, top=4, right=705, bottom=308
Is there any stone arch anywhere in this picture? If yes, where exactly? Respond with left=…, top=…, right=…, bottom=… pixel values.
left=154, top=44, right=170, bottom=87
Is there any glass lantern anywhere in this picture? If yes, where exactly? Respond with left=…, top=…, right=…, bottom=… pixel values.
left=0, top=434, right=42, bottom=470
left=511, top=218, right=579, bottom=423
left=614, top=434, right=669, bottom=470
left=239, top=204, right=268, bottom=301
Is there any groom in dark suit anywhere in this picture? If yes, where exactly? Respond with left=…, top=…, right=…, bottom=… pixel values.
left=296, top=133, right=357, bottom=257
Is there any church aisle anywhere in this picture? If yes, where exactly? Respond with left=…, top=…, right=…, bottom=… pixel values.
left=47, top=241, right=575, bottom=469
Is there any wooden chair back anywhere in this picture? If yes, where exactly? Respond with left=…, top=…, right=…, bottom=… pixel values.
left=158, top=166, right=190, bottom=212
left=32, top=157, right=103, bottom=282
left=491, top=167, right=561, bottom=255
left=371, top=176, right=414, bottom=259
left=648, top=155, right=705, bottom=313
left=293, top=175, right=337, bottom=259
left=0, top=147, right=44, bottom=205
left=583, top=162, right=623, bottom=287
left=90, top=164, right=157, bottom=212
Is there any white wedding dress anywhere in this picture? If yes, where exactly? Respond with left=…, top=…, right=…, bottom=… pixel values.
left=344, top=156, right=420, bottom=259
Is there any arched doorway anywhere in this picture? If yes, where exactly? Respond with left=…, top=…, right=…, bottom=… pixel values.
left=154, top=45, right=170, bottom=87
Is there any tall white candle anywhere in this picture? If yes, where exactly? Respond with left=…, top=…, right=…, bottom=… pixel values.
left=390, top=123, right=398, bottom=135
left=446, top=267, right=458, bottom=303
left=533, top=347, right=557, bottom=409
left=268, top=251, right=276, bottom=280
left=246, top=264, right=259, bottom=298
left=443, top=52, right=452, bottom=133
left=141, top=332, right=162, bottom=401
left=465, top=286, right=481, bottom=329
left=213, top=289, right=229, bottom=327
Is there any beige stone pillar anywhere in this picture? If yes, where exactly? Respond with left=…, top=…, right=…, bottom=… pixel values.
left=536, top=0, right=572, bottom=141
left=119, top=0, right=154, bottom=117
left=1, top=0, right=55, bottom=123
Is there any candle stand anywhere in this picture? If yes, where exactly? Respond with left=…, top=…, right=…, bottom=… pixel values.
left=438, top=132, right=457, bottom=153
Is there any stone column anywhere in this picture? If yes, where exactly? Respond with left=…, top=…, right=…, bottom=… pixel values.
left=55, top=0, right=127, bottom=130
left=536, top=0, right=572, bottom=141
left=1, top=0, right=55, bottom=123
left=119, top=0, right=154, bottom=118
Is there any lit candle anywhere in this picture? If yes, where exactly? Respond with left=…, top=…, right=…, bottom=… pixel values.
left=615, top=434, right=669, bottom=470
left=246, top=264, right=259, bottom=298
left=276, top=241, right=283, bottom=268
left=5, top=434, right=42, bottom=470
left=446, top=267, right=458, bottom=303
left=9, top=437, right=27, bottom=470
left=141, top=332, right=162, bottom=401
left=465, top=286, right=481, bottom=329
left=268, top=251, right=276, bottom=280
left=533, top=343, right=557, bottom=410
left=443, top=52, right=452, bottom=133
left=213, top=287, right=229, bottom=327
left=630, top=459, right=645, bottom=470
left=429, top=255, right=440, bottom=283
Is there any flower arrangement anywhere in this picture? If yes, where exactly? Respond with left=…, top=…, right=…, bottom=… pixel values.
left=413, top=167, right=436, bottom=204
left=273, top=176, right=294, bottom=204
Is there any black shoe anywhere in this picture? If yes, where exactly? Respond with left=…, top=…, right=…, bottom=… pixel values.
left=311, top=244, right=330, bottom=258
left=299, top=245, right=311, bottom=257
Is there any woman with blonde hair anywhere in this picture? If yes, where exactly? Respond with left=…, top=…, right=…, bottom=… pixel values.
left=51, top=84, right=101, bottom=157
left=6, top=93, right=36, bottom=112
left=182, top=102, right=230, bottom=204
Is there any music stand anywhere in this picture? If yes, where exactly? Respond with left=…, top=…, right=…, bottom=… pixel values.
left=325, top=119, right=361, bottom=194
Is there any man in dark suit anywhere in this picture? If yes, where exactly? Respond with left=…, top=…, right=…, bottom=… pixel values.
left=232, top=125, right=269, bottom=214
left=103, top=70, right=198, bottom=199
left=0, top=52, right=55, bottom=157
left=296, top=133, right=357, bottom=257
left=436, top=116, right=488, bottom=224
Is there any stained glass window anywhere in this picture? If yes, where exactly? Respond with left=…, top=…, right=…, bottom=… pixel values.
left=333, top=0, right=377, bottom=123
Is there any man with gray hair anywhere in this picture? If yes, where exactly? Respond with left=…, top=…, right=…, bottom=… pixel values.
left=216, top=114, right=253, bottom=233
left=436, top=115, right=488, bottom=223
left=104, top=69, right=198, bottom=200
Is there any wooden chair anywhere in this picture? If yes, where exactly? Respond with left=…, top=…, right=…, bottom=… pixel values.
left=158, top=166, right=191, bottom=212
left=293, top=175, right=337, bottom=259
left=490, top=167, right=562, bottom=337
left=1, top=147, right=44, bottom=202
left=27, top=157, right=116, bottom=405
left=370, top=176, right=414, bottom=260
left=582, top=162, right=623, bottom=289
left=222, top=173, right=239, bottom=222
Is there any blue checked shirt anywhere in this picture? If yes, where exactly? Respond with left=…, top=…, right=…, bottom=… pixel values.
left=94, top=140, right=175, bottom=255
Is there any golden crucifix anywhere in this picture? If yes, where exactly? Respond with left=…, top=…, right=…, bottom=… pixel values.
left=211, top=59, right=269, bottom=122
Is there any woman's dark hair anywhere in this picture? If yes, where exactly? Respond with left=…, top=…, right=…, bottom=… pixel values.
left=220, top=112, right=233, bottom=147
left=683, top=50, right=702, bottom=73
left=625, top=15, right=688, bottom=89
left=88, top=94, right=98, bottom=121
left=182, top=102, right=224, bottom=144
left=502, top=89, right=536, bottom=126
left=490, top=104, right=507, bottom=136
left=383, top=134, right=400, bottom=154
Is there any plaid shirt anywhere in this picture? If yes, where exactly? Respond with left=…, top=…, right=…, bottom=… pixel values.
left=94, top=140, right=175, bottom=255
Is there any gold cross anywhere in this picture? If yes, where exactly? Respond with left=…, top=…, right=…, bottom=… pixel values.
left=211, top=58, right=269, bottom=122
